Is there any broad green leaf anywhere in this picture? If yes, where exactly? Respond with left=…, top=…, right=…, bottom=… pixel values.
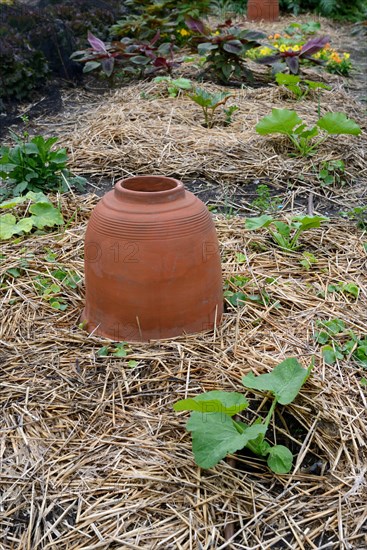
left=256, top=109, right=302, bottom=136
left=0, top=214, right=33, bottom=239
left=187, top=412, right=266, bottom=469
left=292, top=215, right=329, bottom=231
left=314, top=331, right=330, bottom=344
left=275, top=73, right=300, bottom=86
left=304, top=80, right=331, bottom=90
left=242, top=357, right=312, bottom=405
left=174, top=391, right=248, bottom=416
left=6, top=268, right=21, bottom=277
left=342, top=283, right=359, bottom=299
left=96, top=346, right=110, bottom=357
left=25, top=191, right=50, bottom=203
left=0, top=196, right=26, bottom=209
left=322, top=345, right=344, bottom=364
left=224, top=291, right=247, bottom=307
left=316, top=113, right=361, bottom=136
left=113, top=343, right=128, bottom=357
left=318, top=318, right=345, bottom=335
left=267, top=445, right=293, bottom=474
left=29, top=202, right=64, bottom=229
left=245, top=214, right=274, bottom=230
left=172, top=78, right=192, bottom=89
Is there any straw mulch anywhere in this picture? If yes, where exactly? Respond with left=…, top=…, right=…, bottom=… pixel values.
left=1, top=194, right=366, bottom=549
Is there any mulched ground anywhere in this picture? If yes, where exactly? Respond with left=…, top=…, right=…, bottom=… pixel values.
left=1, top=12, right=367, bottom=550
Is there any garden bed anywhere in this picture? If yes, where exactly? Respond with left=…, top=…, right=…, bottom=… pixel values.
left=1, top=11, right=367, bottom=550
left=1, top=195, right=366, bottom=548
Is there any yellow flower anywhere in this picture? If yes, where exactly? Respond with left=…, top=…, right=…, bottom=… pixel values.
left=259, top=47, right=272, bottom=56
left=343, top=53, right=350, bottom=59
left=179, top=28, right=190, bottom=37
left=313, top=52, right=321, bottom=59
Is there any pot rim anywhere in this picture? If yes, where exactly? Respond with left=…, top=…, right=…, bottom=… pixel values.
left=115, top=175, right=185, bottom=203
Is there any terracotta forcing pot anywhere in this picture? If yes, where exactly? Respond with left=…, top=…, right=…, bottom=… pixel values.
left=82, top=176, right=223, bottom=342
left=247, top=0, right=279, bottom=21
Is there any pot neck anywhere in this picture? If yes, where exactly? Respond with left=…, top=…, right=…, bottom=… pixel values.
left=114, top=176, right=185, bottom=204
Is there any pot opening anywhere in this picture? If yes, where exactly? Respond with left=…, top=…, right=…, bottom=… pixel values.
left=122, top=177, right=178, bottom=193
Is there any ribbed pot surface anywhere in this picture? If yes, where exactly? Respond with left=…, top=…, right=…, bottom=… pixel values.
left=82, top=176, right=223, bottom=341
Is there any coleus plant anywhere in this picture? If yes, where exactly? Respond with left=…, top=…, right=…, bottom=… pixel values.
left=185, top=17, right=265, bottom=83
left=256, top=109, right=361, bottom=156
left=71, top=31, right=179, bottom=78
left=174, top=358, right=313, bottom=474
left=257, top=36, right=330, bottom=74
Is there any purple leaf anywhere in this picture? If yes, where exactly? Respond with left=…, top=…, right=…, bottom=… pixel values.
left=101, top=57, right=114, bottom=77
left=285, top=56, right=299, bottom=74
left=223, top=40, right=243, bottom=55
left=185, top=16, right=207, bottom=35
left=150, top=30, right=161, bottom=46
left=256, top=54, right=281, bottom=65
left=300, top=36, right=330, bottom=57
left=87, top=31, right=108, bottom=54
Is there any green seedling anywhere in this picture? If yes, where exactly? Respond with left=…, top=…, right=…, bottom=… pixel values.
left=224, top=104, right=239, bottom=125
left=251, top=184, right=283, bottom=214
left=317, top=159, right=345, bottom=186
left=187, top=87, right=231, bottom=128
left=0, top=192, right=64, bottom=240
left=174, top=357, right=313, bottom=473
left=314, top=319, right=367, bottom=367
left=96, top=343, right=136, bottom=365
left=256, top=109, right=361, bottom=156
left=327, top=282, right=360, bottom=300
left=245, top=214, right=329, bottom=251
left=275, top=73, right=331, bottom=100
left=299, top=251, right=317, bottom=270
left=224, top=274, right=272, bottom=307
left=153, top=76, right=192, bottom=97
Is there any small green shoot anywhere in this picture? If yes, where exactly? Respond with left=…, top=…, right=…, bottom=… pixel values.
left=251, top=184, right=283, bottom=214
left=314, top=319, right=367, bottom=367
left=224, top=105, right=239, bottom=125
left=316, top=159, right=345, bottom=187
left=96, top=342, right=133, bottom=359
left=299, top=251, right=317, bottom=270
left=245, top=214, right=329, bottom=251
left=174, top=358, right=312, bottom=473
left=256, top=109, right=361, bottom=156
left=327, top=282, right=360, bottom=300
left=187, top=87, right=231, bottom=128
left=275, top=73, right=331, bottom=100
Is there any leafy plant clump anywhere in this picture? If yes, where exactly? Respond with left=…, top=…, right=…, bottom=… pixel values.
left=256, top=109, right=361, bottom=156
left=275, top=73, right=331, bottom=100
left=187, top=87, right=232, bottom=128
left=314, top=319, right=367, bottom=367
left=316, top=159, right=345, bottom=187
left=251, top=184, right=283, bottom=213
left=0, top=192, right=64, bottom=240
left=186, top=17, right=265, bottom=83
left=174, top=358, right=313, bottom=473
left=34, top=268, right=81, bottom=311
left=245, top=214, right=329, bottom=251
left=0, top=132, right=86, bottom=199
left=71, top=31, right=179, bottom=80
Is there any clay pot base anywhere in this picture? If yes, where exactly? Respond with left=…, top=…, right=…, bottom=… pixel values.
left=82, top=176, right=223, bottom=342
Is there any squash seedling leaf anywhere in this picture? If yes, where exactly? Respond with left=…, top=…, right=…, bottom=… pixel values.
left=29, top=202, right=64, bottom=229
left=186, top=412, right=266, bottom=469
left=242, top=357, right=312, bottom=405
left=267, top=445, right=293, bottom=474
left=174, top=390, right=249, bottom=416
left=316, top=112, right=361, bottom=135
left=255, top=108, right=302, bottom=135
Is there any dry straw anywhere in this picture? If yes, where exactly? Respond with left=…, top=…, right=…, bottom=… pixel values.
left=1, top=193, right=366, bottom=549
